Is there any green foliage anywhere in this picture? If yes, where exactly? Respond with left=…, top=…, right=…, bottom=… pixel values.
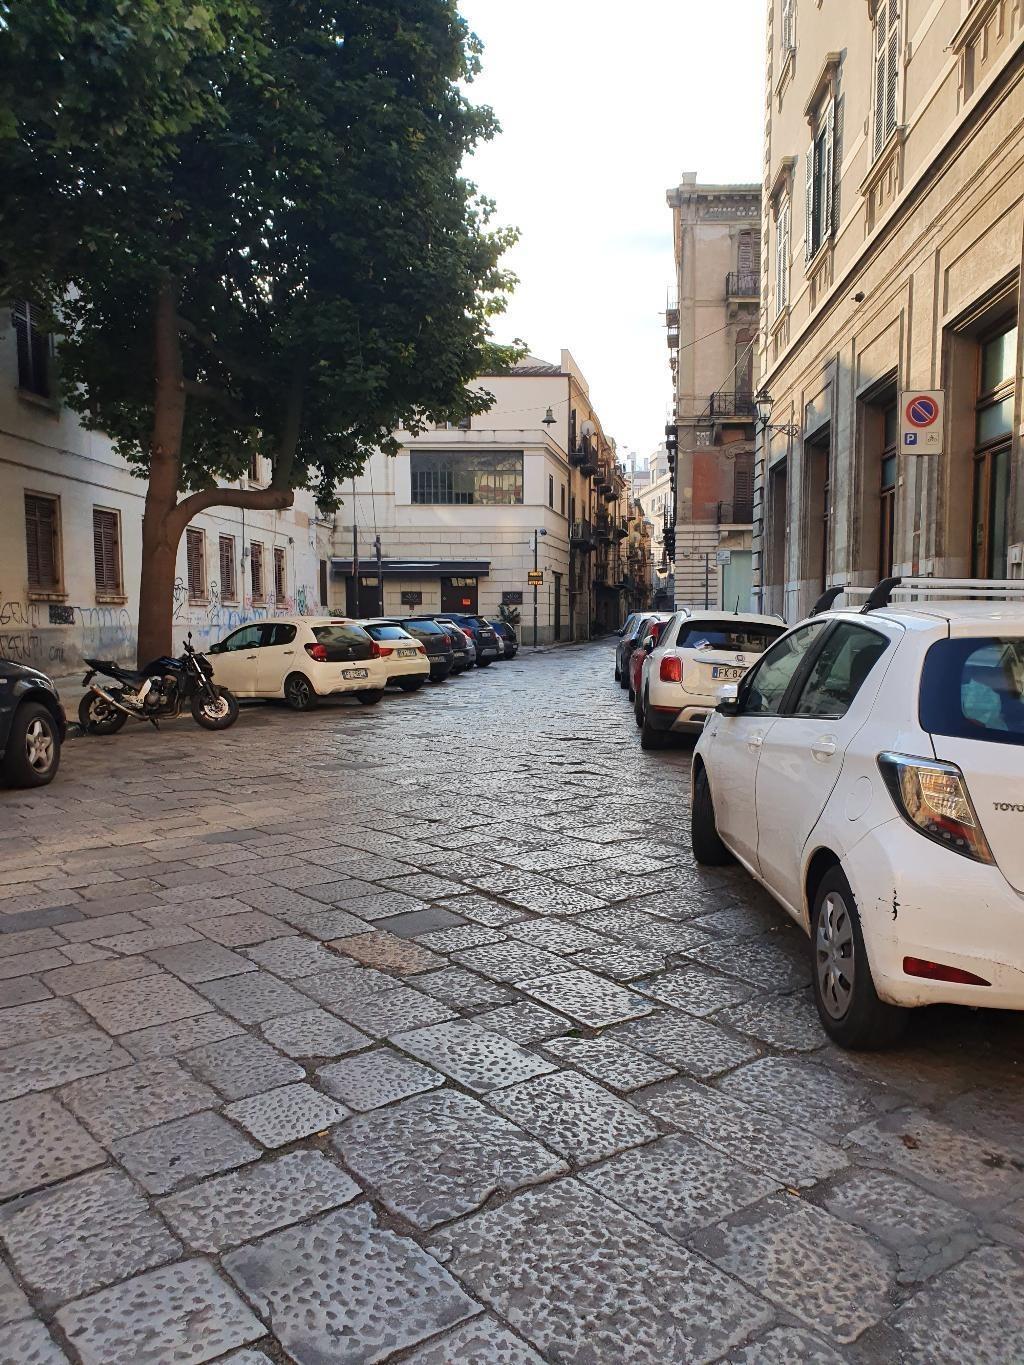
left=498, top=601, right=521, bottom=628
left=0, top=0, right=520, bottom=508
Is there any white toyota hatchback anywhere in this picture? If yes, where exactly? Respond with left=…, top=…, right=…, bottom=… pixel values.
left=208, top=616, right=427, bottom=710
left=691, top=579, right=1024, bottom=1049
left=637, top=610, right=787, bottom=750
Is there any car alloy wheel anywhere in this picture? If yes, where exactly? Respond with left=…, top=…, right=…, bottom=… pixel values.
left=816, top=889, right=855, bottom=1020
left=285, top=675, right=314, bottom=710
left=25, top=716, right=55, bottom=774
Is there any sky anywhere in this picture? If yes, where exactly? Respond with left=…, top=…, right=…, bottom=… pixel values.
left=459, top=0, right=767, bottom=466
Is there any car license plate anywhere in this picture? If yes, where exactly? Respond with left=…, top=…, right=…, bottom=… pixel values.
left=397, top=648, right=417, bottom=658
left=343, top=668, right=369, bottom=679
left=711, top=665, right=745, bottom=680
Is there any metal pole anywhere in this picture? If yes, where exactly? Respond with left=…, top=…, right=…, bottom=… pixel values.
left=704, top=553, right=710, bottom=610
left=537, top=526, right=546, bottom=649
left=374, top=534, right=383, bottom=615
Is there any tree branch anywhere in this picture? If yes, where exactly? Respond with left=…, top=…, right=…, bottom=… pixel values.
left=172, top=483, right=295, bottom=529
left=182, top=378, right=257, bottom=429
left=176, top=314, right=270, bottom=382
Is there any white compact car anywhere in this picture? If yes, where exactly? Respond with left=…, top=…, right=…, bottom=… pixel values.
left=208, top=616, right=427, bottom=710
left=691, top=578, right=1024, bottom=1049
left=637, top=610, right=787, bottom=749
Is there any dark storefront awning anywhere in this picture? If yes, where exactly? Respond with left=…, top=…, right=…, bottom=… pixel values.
left=331, top=558, right=491, bottom=579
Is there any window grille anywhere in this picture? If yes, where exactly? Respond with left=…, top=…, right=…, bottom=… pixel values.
left=410, top=451, right=524, bottom=505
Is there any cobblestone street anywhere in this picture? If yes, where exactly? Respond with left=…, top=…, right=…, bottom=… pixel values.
left=1, top=640, right=1024, bottom=1364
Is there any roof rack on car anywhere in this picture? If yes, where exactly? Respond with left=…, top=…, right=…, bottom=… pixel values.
left=810, top=586, right=845, bottom=615
left=860, top=576, right=1024, bottom=611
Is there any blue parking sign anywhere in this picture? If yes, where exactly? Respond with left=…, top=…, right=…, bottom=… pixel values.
left=904, top=432, right=918, bottom=446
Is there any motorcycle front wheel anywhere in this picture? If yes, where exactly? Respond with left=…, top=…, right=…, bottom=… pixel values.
left=191, top=686, right=240, bottom=731
left=78, top=692, right=129, bottom=736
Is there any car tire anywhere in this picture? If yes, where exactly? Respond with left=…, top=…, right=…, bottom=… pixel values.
left=690, top=765, right=732, bottom=866
left=634, top=689, right=644, bottom=728
left=355, top=689, right=384, bottom=705
left=78, top=692, right=128, bottom=736
left=628, top=683, right=635, bottom=702
left=398, top=678, right=424, bottom=692
left=614, top=665, right=621, bottom=681
left=1, top=702, right=61, bottom=788
left=284, top=673, right=317, bottom=712
left=811, top=867, right=908, bottom=1051
left=476, top=659, right=492, bottom=668
left=639, top=692, right=671, bottom=750
left=191, top=686, right=240, bottom=730
left=619, top=672, right=629, bottom=690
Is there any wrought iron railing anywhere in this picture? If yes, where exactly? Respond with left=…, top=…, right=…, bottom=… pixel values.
left=726, top=271, right=759, bottom=298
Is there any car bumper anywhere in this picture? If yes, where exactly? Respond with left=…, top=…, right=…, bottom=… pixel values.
left=645, top=702, right=713, bottom=734
left=386, top=657, right=430, bottom=684
left=843, top=816, right=1024, bottom=1010
left=428, top=660, right=454, bottom=680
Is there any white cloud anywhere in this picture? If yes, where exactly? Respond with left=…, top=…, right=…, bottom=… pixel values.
left=461, top=0, right=766, bottom=460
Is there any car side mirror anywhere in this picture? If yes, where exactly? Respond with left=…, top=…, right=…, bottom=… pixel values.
left=715, top=682, right=740, bottom=715
left=208, top=643, right=223, bottom=655
left=643, top=637, right=656, bottom=654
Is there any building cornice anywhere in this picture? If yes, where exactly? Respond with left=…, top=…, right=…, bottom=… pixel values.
left=769, top=155, right=797, bottom=203
left=803, top=52, right=842, bottom=121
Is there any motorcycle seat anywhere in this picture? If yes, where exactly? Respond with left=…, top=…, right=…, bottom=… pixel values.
left=85, top=659, right=145, bottom=683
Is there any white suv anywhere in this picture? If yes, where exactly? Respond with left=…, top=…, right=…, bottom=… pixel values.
left=691, top=579, right=1024, bottom=1049
left=208, top=616, right=427, bottom=710
left=637, top=611, right=786, bottom=750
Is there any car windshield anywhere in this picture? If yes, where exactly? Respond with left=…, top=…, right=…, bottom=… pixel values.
left=402, top=620, right=445, bottom=638
left=364, top=624, right=413, bottom=641
left=312, top=624, right=369, bottom=645
left=677, top=622, right=784, bottom=653
left=920, top=637, right=1024, bottom=747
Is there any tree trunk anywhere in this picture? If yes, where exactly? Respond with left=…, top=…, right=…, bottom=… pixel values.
left=137, top=281, right=187, bottom=667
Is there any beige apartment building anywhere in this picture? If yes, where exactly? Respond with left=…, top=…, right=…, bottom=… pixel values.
left=334, top=351, right=634, bottom=642
left=637, top=444, right=676, bottom=606
left=758, top=0, right=1024, bottom=618
left=666, top=174, right=761, bottom=611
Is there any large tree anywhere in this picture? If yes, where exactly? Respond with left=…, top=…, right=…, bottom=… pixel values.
left=0, top=0, right=517, bottom=663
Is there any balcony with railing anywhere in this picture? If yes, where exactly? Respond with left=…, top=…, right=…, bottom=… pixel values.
left=707, top=390, right=756, bottom=421
left=726, top=271, right=759, bottom=300
left=570, top=439, right=600, bottom=476
left=570, top=519, right=596, bottom=550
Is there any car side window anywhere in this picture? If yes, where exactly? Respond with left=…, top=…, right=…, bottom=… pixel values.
left=791, top=622, right=890, bottom=719
left=223, top=625, right=263, bottom=652
left=266, top=624, right=297, bottom=647
left=741, top=621, right=827, bottom=716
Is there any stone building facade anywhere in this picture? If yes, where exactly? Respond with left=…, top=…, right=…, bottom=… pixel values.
left=757, top=0, right=1024, bottom=618
left=666, top=174, right=762, bottom=612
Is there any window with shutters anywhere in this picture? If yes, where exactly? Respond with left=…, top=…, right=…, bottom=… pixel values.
left=250, top=541, right=265, bottom=600
left=219, top=535, right=237, bottom=600
left=92, top=508, right=123, bottom=598
left=12, top=302, right=53, bottom=399
left=775, top=193, right=792, bottom=316
left=186, top=528, right=206, bottom=602
left=247, top=453, right=261, bottom=484
left=805, top=96, right=835, bottom=263
left=872, top=1, right=901, bottom=161
left=24, top=494, right=62, bottom=593
left=781, top=0, right=795, bottom=52
left=274, top=546, right=286, bottom=600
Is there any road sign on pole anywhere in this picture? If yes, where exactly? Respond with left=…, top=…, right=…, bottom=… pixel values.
left=899, top=390, right=944, bottom=456
left=527, top=570, right=544, bottom=587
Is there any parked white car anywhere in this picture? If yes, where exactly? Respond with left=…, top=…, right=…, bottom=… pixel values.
left=637, top=610, right=786, bottom=749
left=691, top=579, right=1024, bottom=1048
left=208, top=616, right=426, bottom=710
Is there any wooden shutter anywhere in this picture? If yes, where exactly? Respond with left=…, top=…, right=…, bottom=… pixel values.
left=250, top=542, right=264, bottom=598
left=12, top=301, right=51, bottom=398
left=884, top=5, right=900, bottom=147
left=186, top=528, right=205, bottom=599
left=219, top=535, right=236, bottom=599
left=782, top=0, right=794, bottom=51
left=821, top=97, right=835, bottom=241
left=92, top=509, right=121, bottom=595
left=873, top=2, right=899, bottom=158
left=775, top=196, right=790, bottom=314
left=274, top=547, right=286, bottom=598
left=25, top=495, right=58, bottom=590
left=805, top=140, right=816, bottom=261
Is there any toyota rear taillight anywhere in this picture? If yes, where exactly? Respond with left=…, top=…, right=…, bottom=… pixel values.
left=304, top=643, right=328, bottom=662
left=659, top=655, right=682, bottom=683
left=878, top=753, right=994, bottom=864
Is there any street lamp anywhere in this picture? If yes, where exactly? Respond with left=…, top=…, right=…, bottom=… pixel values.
left=754, top=387, right=800, bottom=438
left=533, top=528, right=548, bottom=650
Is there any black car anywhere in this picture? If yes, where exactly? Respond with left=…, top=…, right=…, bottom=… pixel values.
left=439, top=613, right=501, bottom=666
left=390, top=617, right=455, bottom=682
left=489, top=620, right=519, bottom=659
left=436, top=621, right=474, bottom=673
left=0, top=659, right=67, bottom=788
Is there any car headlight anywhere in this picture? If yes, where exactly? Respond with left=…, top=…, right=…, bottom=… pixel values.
left=878, top=752, right=994, bottom=864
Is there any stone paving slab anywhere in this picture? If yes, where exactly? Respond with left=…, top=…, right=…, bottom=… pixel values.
left=717, top=1056, right=896, bottom=1140
left=488, top=1071, right=658, bottom=1165
left=195, top=971, right=310, bottom=1023
left=476, top=1002, right=573, bottom=1044
left=402, top=1315, right=546, bottom=1364
left=636, top=965, right=755, bottom=1016
left=394, top=1020, right=556, bottom=1094
left=413, top=966, right=515, bottom=1009
left=541, top=1035, right=677, bottom=1092
left=223, top=1205, right=478, bottom=1365
left=889, top=1244, right=1024, bottom=1363
left=330, top=929, right=445, bottom=974
left=73, top=974, right=211, bottom=1035
left=224, top=1082, right=349, bottom=1147
left=55, top=1258, right=264, bottom=1365
left=158, top=1149, right=360, bottom=1252
left=0, top=1260, right=31, bottom=1326
left=726, top=1328, right=847, bottom=1364
left=454, top=942, right=572, bottom=984
left=330, top=984, right=458, bottom=1037
left=614, top=1010, right=760, bottom=1079
left=0, top=998, right=87, bottom=1048
left=517, top=969, right=655, bottom=1028
left=429, top=1181, right=771, bottom=1364
left=0, top=1093, right=105, bottom=1199
left=0, top=1028, right=131, bottom=1102
left=198, top=910, right=295, bottom=947
left=0, top=977, right=52, bottom=1008
left=112, top=1110, right=260, bottom=1195
left=296, top=965, right=398, bottom=1006
left=184, top=1034, right=304, bottom=1100
left=0, top=1168, right=181, bottom=1307
left=119, top=1012, right=245, bottom=1060
left=60, top=1058, right=216, bottom=1141
left=259, top=1008, right=370, bottom=1059
left=0, top=1318, right=71, bottom=1364
left=317, top=1048, right=444, bottom=1111
left=145, top=940, right=256, bottom=983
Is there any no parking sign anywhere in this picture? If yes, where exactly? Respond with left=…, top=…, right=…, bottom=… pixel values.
left=899, top=390, right=944, bottom=455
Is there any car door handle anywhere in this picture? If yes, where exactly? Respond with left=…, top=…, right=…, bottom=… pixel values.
left=811, top=737, right=838, bottom=760
left=245, top=654, right=256, bottom=660
left=747, top=732, right=764, bottom=752
left=282, top=650, right=294, bottom=655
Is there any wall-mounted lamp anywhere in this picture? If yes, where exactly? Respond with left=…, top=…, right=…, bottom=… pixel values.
left=753, top=387, right=801, bottom=439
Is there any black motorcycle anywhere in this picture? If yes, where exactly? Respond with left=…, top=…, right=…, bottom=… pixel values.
left=78, top=634, right=240, bottom=735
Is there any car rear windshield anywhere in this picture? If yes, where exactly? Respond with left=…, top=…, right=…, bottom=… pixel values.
left=363, top=624, right=413, bottom=641
left=402, top=620, right=445, bottom=638
left=920, top=637, right=1024, bottom=747
left=677, top=622, right=784, bottom=653
left=312, top=624, right=370, bottom=646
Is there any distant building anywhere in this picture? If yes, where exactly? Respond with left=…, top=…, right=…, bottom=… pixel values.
left=637, top=444, right=675, bottom=606
left=666, top=174, right=761, bottom=612
left=757, top=0, right=1024, bottom=617
left=334, top=352, right=634, bottom=642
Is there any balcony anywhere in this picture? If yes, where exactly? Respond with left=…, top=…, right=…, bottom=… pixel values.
left=717, top=499, right=754, bottom=525
left=726, top=271, right=759, bottom=300
left=708, top=390, right=756, bottom=421
left=570, top=442, right=600, bottom=477
left=595, top=515, right=612, bottom=543
left=570, top=519, right=596, bottom=550
left=615, top=517, right=629, bottom=540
